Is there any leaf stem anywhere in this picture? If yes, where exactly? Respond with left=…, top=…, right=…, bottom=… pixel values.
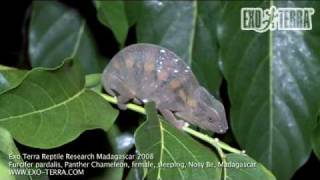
left=0, top=64, right=16, bottom=70
left=100, top=94, right=146, bottom=114
left=182, top=127, right=242, bottom=154
left=99, top=93, right=243, bottom=155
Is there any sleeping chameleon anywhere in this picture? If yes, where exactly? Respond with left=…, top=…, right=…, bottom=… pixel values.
left=102, top=43, right=228, bottom=134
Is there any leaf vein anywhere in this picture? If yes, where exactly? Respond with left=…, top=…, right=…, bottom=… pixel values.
left=0, top=89, right=85, bottom=122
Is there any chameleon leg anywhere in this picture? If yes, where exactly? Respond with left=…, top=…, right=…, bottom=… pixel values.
left=159, top=108, right=185, bottom=129
left=133, top=97, right=143, bottom=105
left=117, top=95, right=133, bottom=110
left=104, top=85, right=116, bottom=97
left=108, top=75, right=135, bottom=110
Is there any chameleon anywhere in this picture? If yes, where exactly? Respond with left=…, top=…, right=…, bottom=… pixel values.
left=102, top=43, right=228, bottom=133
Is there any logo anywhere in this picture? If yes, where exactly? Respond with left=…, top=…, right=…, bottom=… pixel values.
left=241, top=6, right=315, bottom=32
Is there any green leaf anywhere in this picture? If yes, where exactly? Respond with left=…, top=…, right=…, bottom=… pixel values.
left=312, top=117, right=320, bottom=159
left=0, top=70, right=27, bottom=93
left=191, top=1, right=222, bottom=94
left=137, top=1, right=221, bottom=93
left=135, top=102, right=221, bottom=180
left=125, top=1, right=142, bottom=27
left=0, top=163, right=13, bottom=180
left=0, top=127, right=21, bottom=180
left=0, top=128, right=49, bottom=180
left=126, top=167, right=144, bottom=180
left=219, top=1, right=320, bottom=179
left=95, top=0, right=129, bottom=47
left=98, top=126, right=134, bottom=180
left=0, top=65, right=16, bottom=71
left=225, top=153, right=276, bottom=180
left=29, top=1, right=105, bottom=74
left=85, top=73, right=102, bottom=94
left=85, top=73, right=101, bottom=88
left=0, top=127, right=33, bottom=180
left=0, top=60, right=118, bottom=149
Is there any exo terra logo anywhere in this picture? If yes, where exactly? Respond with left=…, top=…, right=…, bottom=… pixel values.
left=241, top=6, right=315, bottom=32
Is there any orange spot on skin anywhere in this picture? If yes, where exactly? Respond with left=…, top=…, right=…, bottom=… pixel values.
left=125, top=57, right=134, bottom=68
left=187, top=98, right=197, bottom=108
left=170, top=79, right=181, bottom=90
left=144, top=62, right=154, bottom=73
left=158, top=71, right=169, bottom=81
left=178, top=89, right=187, bottom=102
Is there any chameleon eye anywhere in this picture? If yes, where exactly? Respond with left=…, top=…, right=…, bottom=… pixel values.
left=208, top=116, right=214, bottom=122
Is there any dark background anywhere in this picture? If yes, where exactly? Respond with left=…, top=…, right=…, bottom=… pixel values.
left=1, top=0, right=318, bottom=179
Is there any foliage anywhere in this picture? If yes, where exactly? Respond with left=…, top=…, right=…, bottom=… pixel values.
left=0, top=0, right=319, bottom=179
left=219, top=1, right=320, bottom=179
left=0, top=127, right=48, bottom=180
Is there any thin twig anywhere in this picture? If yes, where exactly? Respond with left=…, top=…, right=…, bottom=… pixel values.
left=99, top=93, right=243, bottom=155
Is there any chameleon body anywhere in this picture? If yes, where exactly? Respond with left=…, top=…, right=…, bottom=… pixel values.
left=102, top=43, right=228, bottom=133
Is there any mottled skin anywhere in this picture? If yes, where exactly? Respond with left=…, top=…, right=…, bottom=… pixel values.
left=102, top=43, right=228, bottom=133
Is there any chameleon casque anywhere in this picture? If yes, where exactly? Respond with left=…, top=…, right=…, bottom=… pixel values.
left=102, top=43, right=228, bottom=133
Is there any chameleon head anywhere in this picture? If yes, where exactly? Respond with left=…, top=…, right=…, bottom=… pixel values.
left=176, top=87, right=228, bottom=134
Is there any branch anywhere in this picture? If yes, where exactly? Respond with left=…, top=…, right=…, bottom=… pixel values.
left=99, top=93, right=244, bottom=155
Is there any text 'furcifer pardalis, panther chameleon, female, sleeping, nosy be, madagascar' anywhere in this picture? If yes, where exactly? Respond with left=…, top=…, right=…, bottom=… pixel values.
left=102, top=43, right=228, bottom=133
